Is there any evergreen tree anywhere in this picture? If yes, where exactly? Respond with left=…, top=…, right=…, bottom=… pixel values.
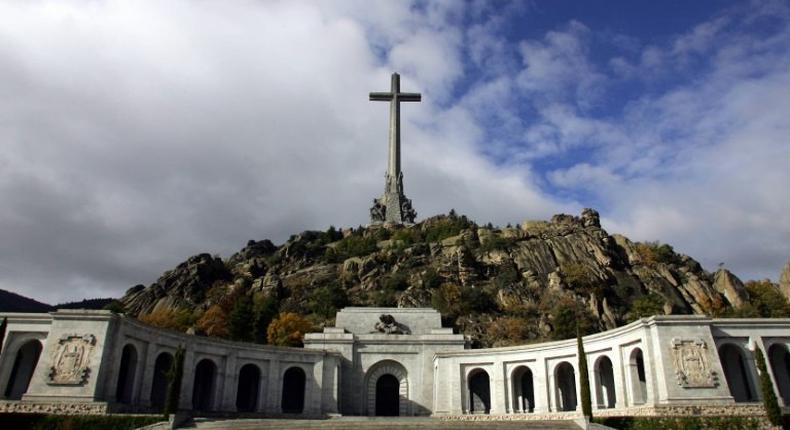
left=253, top=296, right=279, bottom=344
left=754, top=346, right=782, bottom=426
left=0, top=317, right=7, bottom=355
left=577, top=326, right=592, bottom=419
left=164, top=345, right=185, bottom=418
left=228, top=294, right=254, bottom=342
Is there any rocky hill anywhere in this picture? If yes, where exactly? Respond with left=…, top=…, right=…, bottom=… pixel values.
left=119, top=209, right=775, bottom=347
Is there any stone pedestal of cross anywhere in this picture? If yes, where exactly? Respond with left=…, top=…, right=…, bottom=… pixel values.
left=369, top=73, right=420, bottom=224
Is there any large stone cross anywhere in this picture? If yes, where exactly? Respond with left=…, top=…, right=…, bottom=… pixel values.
left=369, top=73, right=421, bottom=224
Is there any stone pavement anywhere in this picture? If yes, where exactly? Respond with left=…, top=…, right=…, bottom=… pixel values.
left=186, top=417, right=582, bottom=430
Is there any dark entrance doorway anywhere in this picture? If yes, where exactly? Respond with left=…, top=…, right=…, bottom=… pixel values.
left=281, top=367, right=306, bottom=413
left=150, top=352, right=173, bottom=410
left=3, top=340, right=42, bottom=400
left=468, top=369, right=491, bottom=414
left=192, top=359, right=216, bottom=411
left=115, top=344, right=138, bottom=404
left=375, top=374, right=400, bottom=416
left=236, top=364, right=261, bottom=412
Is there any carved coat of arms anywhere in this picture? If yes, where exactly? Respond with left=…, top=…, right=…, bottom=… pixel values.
left=670, top=338, right=718, bottom=388
left=48, top=334, right=95, bottom=385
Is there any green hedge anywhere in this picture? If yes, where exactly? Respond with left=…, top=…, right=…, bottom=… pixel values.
left=594, top=416, right=769, bottom=430
left=0, top=414, right=163, bottom=430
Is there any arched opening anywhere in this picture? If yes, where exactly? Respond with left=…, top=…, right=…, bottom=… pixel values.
left=718, top=344, right=757, bottom=402
left=192, top=359, right=216, bottom=411
left=555, top=362, right=577, bottom=412
left=3, top=340, right=42, bottom=400
left=281, top=367, right=306, bottom=414
left=768, top=344, right=790, bottom=405
left=115, top=344, right=138, bottom=404
left=236, top=363, right=261, bottom=412
left=366, top=360, right=408, bottom=416
left=511, top=366, right=534, bottom=413
left=150, top=352, right=173, bottom=410
left=594, top=356, right=616, bottom=409
left=468, top=369, right=490, bottom=414
left=375, top=374, right=400, bottom=416
left=628, top=348, right=647, bottom=405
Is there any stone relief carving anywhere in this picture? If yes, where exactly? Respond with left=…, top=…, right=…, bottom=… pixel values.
left=48, top=334, right=95, bottom=385
left=374, top=314, right=410, bottom=334
left=670, top=338, right=718, bottom=388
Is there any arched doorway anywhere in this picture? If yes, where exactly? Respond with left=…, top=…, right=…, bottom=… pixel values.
left=628, top=348, right=647, bottom=405
left=555, top=362, right=577, bottom=412
left=375, top=374, right=400, bottom=416
left=3, top=339, right=42, bottom=400
left=236, top=363, right=261, bottom=412
left=192, top=359, right=216, bottom=411
left=594, top=356, right=616, bottom=409
left=718, top=344, right=756, bottom=402
left=281, top=367, right=306, bottom=414
left=468, top=369, right=490, bottom=414
left=150, top=352, right=173, bottom=410
left=365, top=360, right=409, bottom=416
left=768, top=344, right=790, bottom=405
left=115, top=344, right=138, bottom=404
left=512, top=366, right=534, bottom=413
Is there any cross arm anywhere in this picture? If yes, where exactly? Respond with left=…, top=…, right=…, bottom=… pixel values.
left=369, top=92, right=394, bottom=101
left=398, top=93, right=421, bottom=102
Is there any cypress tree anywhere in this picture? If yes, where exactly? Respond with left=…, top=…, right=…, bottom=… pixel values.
left=164, top=345, right=185, bottom=418
left=754, top=346, right=782, bottom=426
left=0, top=317, right=7, bottom=355
left=228, top=294, right=254, bottom=342
left=577, top=327, right=592, bottom=419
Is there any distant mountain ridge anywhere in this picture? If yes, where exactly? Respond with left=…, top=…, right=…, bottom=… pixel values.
left=0, top=290, right=114, bottom=313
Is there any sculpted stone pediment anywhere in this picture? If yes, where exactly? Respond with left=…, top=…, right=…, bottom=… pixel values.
left=670, top=337, right=718, bottom=388
left=48, top=334, right=95, bottom=385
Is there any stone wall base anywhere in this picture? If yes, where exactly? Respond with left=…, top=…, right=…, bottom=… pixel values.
left=0, top=400, right=109, bottom=415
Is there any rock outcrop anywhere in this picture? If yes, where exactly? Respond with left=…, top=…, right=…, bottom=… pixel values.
left=119, top=209, right=746, bottom=347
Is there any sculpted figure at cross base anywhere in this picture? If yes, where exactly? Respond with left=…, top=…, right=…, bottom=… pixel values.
left=370, top=199, right=386, bottom=223
left=374, top=314, right=410, bottom=334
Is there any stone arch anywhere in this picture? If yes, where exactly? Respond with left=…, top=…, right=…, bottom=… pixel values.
left=365, top=360, right=408, bottom=416
left=281, top=366, right=306, bottom=414
left=768, top=343, right=790, bottom=405
left=150, top=352, right=173, bottom=410
left=236, top=363, right=261, bottom=412
left=3, top=339, right=42, bottom=400
left=511, top=365, right=534, bottom=413
left=192, top=358, right=217, bottom=411
left=467, top=368, right=491, bottom=414
left=115, top=344, right=138, bottom=404
left=718, top=343, right=757, bottom=402
left=555, top=361, right=577, bottom=412
left=594, top=355, right=616, bottom=409
left=628, top=348, right=647, bottom=405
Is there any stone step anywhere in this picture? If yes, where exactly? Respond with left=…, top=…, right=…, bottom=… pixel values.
left=188, top=417, right=580, bottom=430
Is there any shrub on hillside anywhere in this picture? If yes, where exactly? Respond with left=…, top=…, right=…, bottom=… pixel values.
left=266, top=312, right=314, bottom=347
left=138, top=308, right=199, bottom=333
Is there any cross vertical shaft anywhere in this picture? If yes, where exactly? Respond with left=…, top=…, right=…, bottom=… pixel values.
left=369, top=73, right=421, bottom=224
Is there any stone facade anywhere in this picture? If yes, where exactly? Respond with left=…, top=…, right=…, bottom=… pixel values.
left=1, top=309, right=789, bottom=421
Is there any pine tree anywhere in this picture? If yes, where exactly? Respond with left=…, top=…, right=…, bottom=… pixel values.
left=164, top=345, right=185, bottom=418
left=228, top=294, right=254, bottom=342
left=754, top=346, right=782, bottom=426
left=577, top=326, right=592, bottom=419
left=253, top=296, right=279, bottom=344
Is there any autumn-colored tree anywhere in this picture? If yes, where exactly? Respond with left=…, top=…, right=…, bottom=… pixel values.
left=138, top=308, right=198, bottom=332
left=487, top=317, right=534, bottom=347
left=196, top=304, right=230, bottom=338
left=266, top=312, right=314, bottom=347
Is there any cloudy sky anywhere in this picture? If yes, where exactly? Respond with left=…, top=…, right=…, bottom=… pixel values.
left=1, top=0, right=789, bottom=304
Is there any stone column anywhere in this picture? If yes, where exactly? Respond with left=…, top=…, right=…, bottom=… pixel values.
left=533, top=357, right=550, bottom=413
left=613, top=346, right=627, bottom=409
left=265, top=359, right=281, bottom=413
left=220, top=353, right=237, bottom=411
left=256, top=360, right=269, bottom=412
left=490, top=361, right=507, bottom=414
left=136, top=342, right=155, bottom=407
left=179, top=348, right=195, bottom=410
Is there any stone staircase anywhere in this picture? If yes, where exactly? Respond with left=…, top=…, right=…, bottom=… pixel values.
left=186, top=416, right=582, bottom=430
